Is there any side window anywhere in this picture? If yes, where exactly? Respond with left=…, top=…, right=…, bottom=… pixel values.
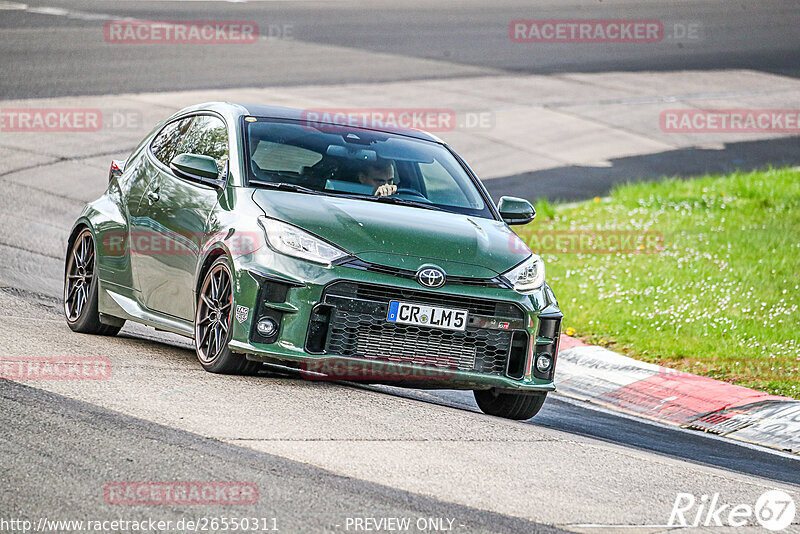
left=179, top=115, right=229, bottom=173
left=150, top=118, right=193, bottom=167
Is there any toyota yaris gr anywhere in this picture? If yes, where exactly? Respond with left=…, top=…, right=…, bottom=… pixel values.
left=64, top=102, right=563, bottom=420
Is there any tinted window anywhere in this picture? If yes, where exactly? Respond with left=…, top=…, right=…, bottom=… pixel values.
left=245, top=118, right=490, bottom=218
left=151, top=118, right=192, bottom=167
left=180, top=115, right=229, bottom=173
left=150, top=115, right=229, bottom=173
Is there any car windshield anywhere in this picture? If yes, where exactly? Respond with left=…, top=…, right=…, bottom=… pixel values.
left=243, top=117, right=492, bottom=217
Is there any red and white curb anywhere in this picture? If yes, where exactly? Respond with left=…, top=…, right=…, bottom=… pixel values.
left=556, top=335, right=800, bottom=454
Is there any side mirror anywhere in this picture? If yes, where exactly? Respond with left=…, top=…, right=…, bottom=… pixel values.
left=170, top=153, right=223, bottom=188
left=498, top=196, right=536, bottom=225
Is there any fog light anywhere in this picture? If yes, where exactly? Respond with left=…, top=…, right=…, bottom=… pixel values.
left=256, top=318, right=278, bottom=337
left=535, top=353, right=553, bottom=373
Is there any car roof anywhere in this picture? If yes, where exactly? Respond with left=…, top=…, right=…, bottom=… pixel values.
left=187, top=102, right=445, bottom=144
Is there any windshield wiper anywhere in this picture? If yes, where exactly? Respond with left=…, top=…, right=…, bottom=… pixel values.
left=363, top=195, right=448, bottom=212
left=249, top=180, right=321, bottom=195
left=251, top=181, right=448, bottom=212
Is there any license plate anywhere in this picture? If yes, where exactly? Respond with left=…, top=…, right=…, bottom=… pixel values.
left=386, top=300, right=468, bottom=332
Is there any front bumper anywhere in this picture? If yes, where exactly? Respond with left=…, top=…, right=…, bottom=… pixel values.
left=227, top=246, right=562, bottom=392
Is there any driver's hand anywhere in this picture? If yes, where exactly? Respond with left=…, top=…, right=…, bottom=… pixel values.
left=374, top=184, right=397, bottom=197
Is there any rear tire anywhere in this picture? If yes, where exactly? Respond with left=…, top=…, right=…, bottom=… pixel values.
left=474, top=389, right=547, bottom=420
left=64, top=228, right=123, bottom=336
left=194, top=257, right=261, bottom=375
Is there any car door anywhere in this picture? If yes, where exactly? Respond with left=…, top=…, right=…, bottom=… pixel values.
left=127, top=116, right=191, bottom=309
left=132, top=114, right=229, bottom=321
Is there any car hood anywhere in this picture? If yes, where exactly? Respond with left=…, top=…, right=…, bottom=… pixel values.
left=252, top=190, right=531, bottom=277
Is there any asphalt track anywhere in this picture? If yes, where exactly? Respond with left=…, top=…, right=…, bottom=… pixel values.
left=1, top=379, right=566, bottom=534
left=1, top=1, right=799, bottom=532
left=3, top=0, right=799, bottom=201
left=1, top=0, right=799, bottom=99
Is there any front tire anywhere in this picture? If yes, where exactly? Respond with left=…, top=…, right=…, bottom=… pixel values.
left=194, top=257, right=261, bottom=375
left=474, top=389, right=547, bottom=420
left=64, top=228, right=123, bottom=336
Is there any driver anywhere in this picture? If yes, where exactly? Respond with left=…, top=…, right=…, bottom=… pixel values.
left=357, top=160, right=397, bottom=197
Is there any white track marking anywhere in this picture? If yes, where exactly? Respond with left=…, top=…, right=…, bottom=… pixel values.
left=14, top=4, right=131, bottom=20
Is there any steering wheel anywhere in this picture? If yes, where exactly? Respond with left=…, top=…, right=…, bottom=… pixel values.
left=394, top=187, right=431, bottom=201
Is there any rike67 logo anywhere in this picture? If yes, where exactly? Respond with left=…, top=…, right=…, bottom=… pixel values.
left=669, top=491, right=796, bottom=531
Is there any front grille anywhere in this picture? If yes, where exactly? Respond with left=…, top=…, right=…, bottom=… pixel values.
left=306, top=281, right=528, bottom=378
left=326, top=281, right=524, bottom=319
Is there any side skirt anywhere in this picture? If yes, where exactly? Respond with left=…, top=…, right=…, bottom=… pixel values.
left=99, top=283, right=194, bottom=338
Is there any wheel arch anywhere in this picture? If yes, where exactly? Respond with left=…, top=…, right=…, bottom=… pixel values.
left=195, top=245, right=232, bottom=297
left=65, top=219, right=95, bottom=274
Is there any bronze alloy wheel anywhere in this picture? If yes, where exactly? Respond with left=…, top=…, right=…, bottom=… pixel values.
left=64, top=229, right=96, bottom=322
left=63, top=228, right=123, bottom=336
left=195, top=261, right=234, bottom=364
left=193, top=258, right=261, bottom=375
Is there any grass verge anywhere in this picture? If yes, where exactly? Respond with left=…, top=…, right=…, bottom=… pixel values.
left=515, top=167, right=799, bottom=398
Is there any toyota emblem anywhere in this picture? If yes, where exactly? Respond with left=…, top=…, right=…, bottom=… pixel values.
left=416, top=266, right=446, bottom=289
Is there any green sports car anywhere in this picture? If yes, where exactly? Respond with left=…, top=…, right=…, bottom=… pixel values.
left=64, top=102, right=562, bottom=420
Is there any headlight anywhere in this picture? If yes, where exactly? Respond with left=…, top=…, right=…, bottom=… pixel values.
left=258, top=217, right=349, bottom=265
left=502, top=254, right=545, bottom=293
